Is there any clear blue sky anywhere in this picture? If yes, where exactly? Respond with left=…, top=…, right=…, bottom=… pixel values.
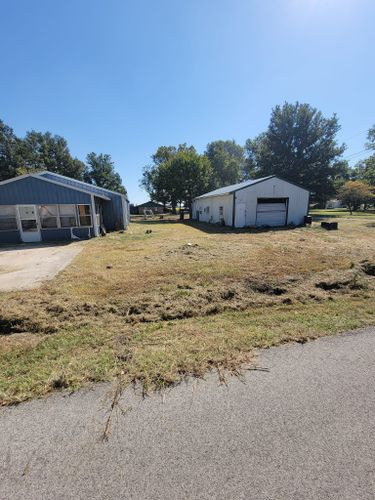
left=1, top=0, right=374, bottom=203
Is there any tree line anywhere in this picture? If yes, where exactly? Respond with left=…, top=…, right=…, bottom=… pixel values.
left=0, top=119, right=126, bottom=194
left=141, top=102, right=375, bottom=211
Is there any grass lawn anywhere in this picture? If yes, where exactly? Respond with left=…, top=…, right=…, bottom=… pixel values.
left=1, top=218, right=374, bottom=405
left=310, top=208, right=375, bottom=218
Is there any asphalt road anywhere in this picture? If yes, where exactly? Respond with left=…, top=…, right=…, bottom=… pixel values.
left=1, top=327, right=375, bottom=500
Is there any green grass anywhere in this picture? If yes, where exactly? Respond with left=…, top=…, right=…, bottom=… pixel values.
left=1, top=296, right=374, bottom=405
left=0, top=218, right=374, bottom=405
left=310, top=208, right=375, bottom=218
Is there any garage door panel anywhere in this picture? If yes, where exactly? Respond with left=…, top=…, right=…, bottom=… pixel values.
left=256, top=200, right=287, bottom=227
left=256, top=211, right=286, bottom=226
left=256, top=203, right=286, bottom=213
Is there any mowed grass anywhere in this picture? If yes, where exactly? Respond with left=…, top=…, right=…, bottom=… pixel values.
left=0, top=218, right=374, bottom=405
left=310, top=208, right=375, bottom=218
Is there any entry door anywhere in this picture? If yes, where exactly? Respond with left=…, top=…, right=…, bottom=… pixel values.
left=18, top=205, right=41, bottom=242
left=235, top=203, right=246, bottom=227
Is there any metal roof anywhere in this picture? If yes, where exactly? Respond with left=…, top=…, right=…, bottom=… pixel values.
left=194, top=176, right=275, bottom=200
left=0, top=173, right=111, bottom=200
left=37, top=171, right=126, bottom=199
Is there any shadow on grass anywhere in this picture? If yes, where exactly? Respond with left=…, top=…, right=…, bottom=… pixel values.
left=182, top=220, right=303, bottom=235
left=0, top=241, right=75, bottom=252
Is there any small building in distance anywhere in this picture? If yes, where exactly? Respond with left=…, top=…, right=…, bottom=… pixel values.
left=192, top=175, right=309, bottom=228
left=0, top=171, right=129, bottom=244
left=325, top=199, right=342, bottom=209
left=135, top=201, right=165, bottom=215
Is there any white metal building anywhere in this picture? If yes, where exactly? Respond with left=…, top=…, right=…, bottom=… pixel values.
left=192, top=176, right=309, bottom=228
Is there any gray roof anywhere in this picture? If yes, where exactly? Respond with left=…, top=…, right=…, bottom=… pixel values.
left=0, top=172, right=111, bottom=200
left=194, top=176, right=275, bottom=200
left=38, top=171, right=126, bottom=199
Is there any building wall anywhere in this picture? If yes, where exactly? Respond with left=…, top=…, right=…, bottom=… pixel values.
left=234, top=177, right=309, bottom=227
left=0, top=176, right=92, bottom=205
left=0, top=176, right=94, bottom=244
left=192, top=194, right=233, bottom=225
left=40, top=172, right=128, bottom=230
left=191, top=178, right=309, bottom=228
left=0, top=230, right=22, bottom=244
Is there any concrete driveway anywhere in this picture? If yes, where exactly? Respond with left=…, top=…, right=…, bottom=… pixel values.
left=0, top=242, right=85, bottom=292
left=1, top=327, right=374, bottom=500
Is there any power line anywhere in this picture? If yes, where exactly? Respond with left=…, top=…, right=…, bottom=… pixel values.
left=343, top=149, right=369, bottom=161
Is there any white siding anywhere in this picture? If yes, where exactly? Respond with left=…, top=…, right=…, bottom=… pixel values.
left=192, top=194, right=233, bottom=225
left=234, top=177, right=309, bottom=227
left=192, top=177, right=309, bottom=228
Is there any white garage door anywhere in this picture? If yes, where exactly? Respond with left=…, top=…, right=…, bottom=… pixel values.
left=256, top=199, right=287, bottom=227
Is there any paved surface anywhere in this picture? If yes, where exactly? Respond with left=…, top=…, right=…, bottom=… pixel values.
left=0, top=242, right=85, bottom=291
left=1, top=327, right=375, bottom=500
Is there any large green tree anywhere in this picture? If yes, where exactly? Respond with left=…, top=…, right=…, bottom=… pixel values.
left=17, top=131, right=86, bottom=179
left=85, top=152, right=126, bottom=194
left=140, top=144, right=212, bottom=211
left=244, top=102, right=346, bottom=204
left=205, top=140, right=245, bottom=189
left=0, top=118, right=125, bottom=192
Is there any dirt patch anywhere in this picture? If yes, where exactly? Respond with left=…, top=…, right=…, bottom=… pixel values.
left=361, top=261, right=375, bottom=276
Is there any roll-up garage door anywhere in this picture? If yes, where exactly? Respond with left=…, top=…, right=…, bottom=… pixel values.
left=256, top=198, right=288, bottom=227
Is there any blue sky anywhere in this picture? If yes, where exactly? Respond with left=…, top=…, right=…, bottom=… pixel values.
left=1, top=0, right=374, bottom=203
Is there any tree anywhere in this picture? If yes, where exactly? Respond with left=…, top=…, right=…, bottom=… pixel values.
left=338, top=180, right=374, bottom=214
left=0, top=119, right=21, bottom=181
left=352, top=156, right=375, bottom=186
left=366, top=124, right=375, bottom=151
left=140, top=145, right=212, bottom=212
left=351, top=125, right=375, bottom=186
left=204, top=140, right=245, bottom=189
left=16, top=131, right=86, bottom=180
left=165, top=149, right=212, bottom=211
left=85, top=153, right=126, bottom=194
left=244, top=102, right=346, bottom=205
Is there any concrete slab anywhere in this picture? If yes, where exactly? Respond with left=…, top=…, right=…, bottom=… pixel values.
left=0, top=242, right=86, bottom=291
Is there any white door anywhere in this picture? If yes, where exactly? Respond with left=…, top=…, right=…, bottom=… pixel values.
left=18, top=205, right=41, bottom=242
left=256, top=201, right=287, bottom=227
left=235, top=203, right=246, bottom=227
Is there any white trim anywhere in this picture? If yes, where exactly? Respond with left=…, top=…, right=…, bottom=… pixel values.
left=91, top=195, right=99, bottom=236
left=17, top=205, right=42, bottom=243
left=77, top=204, right=92, bottom=228
left=193, top=176, right=310, bottom=201
left=0, top=173, right=32, bottom=186
left=0, top=173, right=111, bottom=201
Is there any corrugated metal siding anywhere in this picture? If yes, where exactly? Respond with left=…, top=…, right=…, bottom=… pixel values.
left=102, top=194, right=125, bottom=230
left=41, top=228, right=93, bottom=241
left=41, top=229, right=71, bottom=241
left=0, top=231, right=21, bottom=244
left=0, top=176, right=92, bottom=205
left=192, top=194, right=233, bottom=225
left=39, top=173, right=129, bottom=230
left=235, top=178, right=309, bottom=227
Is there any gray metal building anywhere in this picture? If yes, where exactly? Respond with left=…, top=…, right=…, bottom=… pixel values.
left=0, top=171, right=129, bottom=244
